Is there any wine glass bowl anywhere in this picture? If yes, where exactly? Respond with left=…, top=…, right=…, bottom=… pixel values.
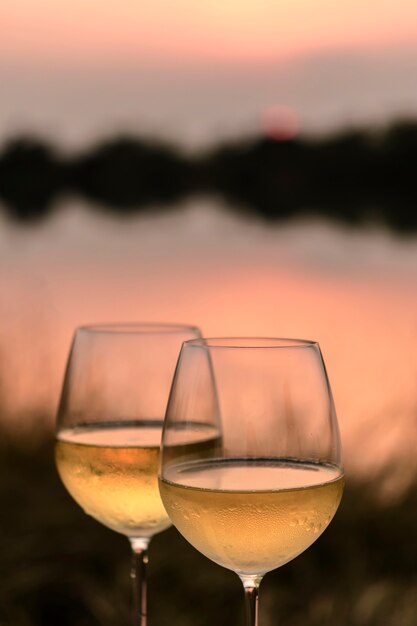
left=159, top=337, right=344, bottom=624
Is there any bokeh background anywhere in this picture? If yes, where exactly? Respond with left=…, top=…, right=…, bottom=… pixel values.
left=1, top=1, right=417, bottom=625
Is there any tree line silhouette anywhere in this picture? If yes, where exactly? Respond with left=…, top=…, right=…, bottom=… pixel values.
left=0, top=120, right=416, bottom=232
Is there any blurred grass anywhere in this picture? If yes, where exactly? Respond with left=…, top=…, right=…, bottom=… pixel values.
left=1, top=434, right=417, bottom=626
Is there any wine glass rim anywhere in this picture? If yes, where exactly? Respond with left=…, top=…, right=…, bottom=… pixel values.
left=77, top=322, right=201, bottom=335
left=184, top=337, right=319, bottom=349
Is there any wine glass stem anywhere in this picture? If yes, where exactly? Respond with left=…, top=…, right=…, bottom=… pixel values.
left=241, top=577, right=262, bottom=626
left=130, top=538, right=150, bottom=626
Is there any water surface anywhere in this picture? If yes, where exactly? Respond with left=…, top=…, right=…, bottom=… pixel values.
left=1, top=198, right=416, bottom=494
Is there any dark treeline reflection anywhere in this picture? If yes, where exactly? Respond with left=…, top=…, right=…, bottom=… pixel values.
left=1, top=120, right=417, bottom=231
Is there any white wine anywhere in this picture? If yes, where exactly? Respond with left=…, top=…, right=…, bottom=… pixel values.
left=56, top=423, right=168, bottom=538
left=159, top=459, right=344, bottom=575
left=56, top=421, right=220, bottom=538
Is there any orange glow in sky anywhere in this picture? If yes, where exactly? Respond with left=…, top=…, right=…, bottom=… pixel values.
left=1, top=0, right=417, bottom=65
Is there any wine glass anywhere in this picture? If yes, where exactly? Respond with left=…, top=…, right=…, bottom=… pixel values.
left=55, top=323, right=201, bottom=626
left=159, top=337, right=344, bottom=626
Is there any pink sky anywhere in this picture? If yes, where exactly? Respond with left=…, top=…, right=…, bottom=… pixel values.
left=1, top=0, right=417, bottom=65
left=0, top=1, right=416, bottom=148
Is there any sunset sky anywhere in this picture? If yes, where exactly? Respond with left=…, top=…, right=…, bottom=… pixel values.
left=1, top=2, right=417, bottom=494
left=0, top=0, right=416, bottom=145
left=2, top=0, right=417, bottom=63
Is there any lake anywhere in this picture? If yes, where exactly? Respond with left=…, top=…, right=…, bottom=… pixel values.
left=1, top=197, right=417, bottom=496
